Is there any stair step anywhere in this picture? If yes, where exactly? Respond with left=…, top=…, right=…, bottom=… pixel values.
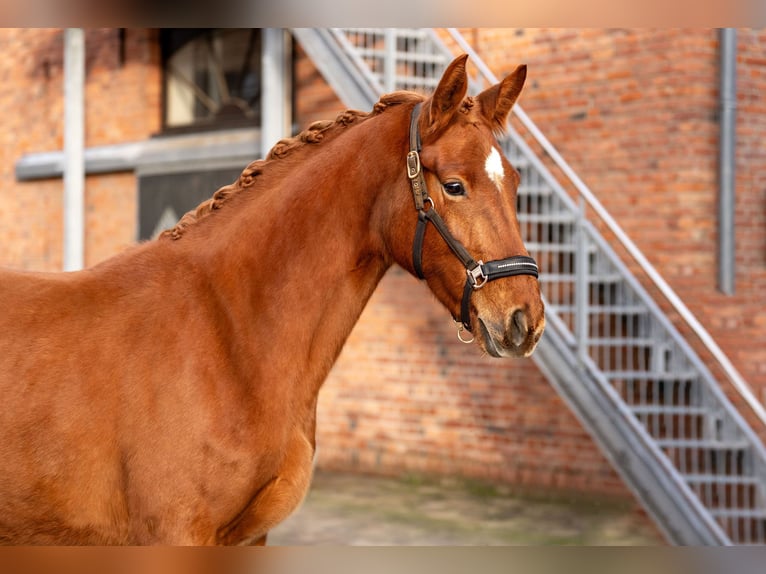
left=631, top=405, right=708, bottom=416
left=656, top=438, right=750, bottom=450
left=631, top=405, right=709, bottom=442
left=518, top=213, right=577, bottom=224
left=524, top=242, right=593, bottom=254
left=391, top=75, right=442, bottom=88
left=587, top=337, right=657, bottom=347
left=549, top=304, right=648, bottom=316
left=517, top=184, right=556, bottom=197
left=709, top=508, right=766, bottom=519
left=604, top=370, right=699, bottom=382
left=341, top=27, right=434, bottom=42
left=537, top=273, right=624, bottom=284
left=349, top=48, right=447, bottom=67
left=683, top=474, right=761, bottom=486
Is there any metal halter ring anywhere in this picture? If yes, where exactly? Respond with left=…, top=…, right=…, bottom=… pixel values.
left=455, top=320, right=475, bottom=344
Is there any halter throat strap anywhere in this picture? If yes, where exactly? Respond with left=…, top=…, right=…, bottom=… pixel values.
left=406, top=103, right=539, bottom=335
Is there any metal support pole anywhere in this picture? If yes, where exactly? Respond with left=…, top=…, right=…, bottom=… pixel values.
left=384, top=28, right=396, bottom=93
left=718, top=28, right=737, bottom=295
left=261, top=28, right=291, bottom=159
left=63, top=28, right=85, bottom=271
left=575, top=197, right=589, bottom=368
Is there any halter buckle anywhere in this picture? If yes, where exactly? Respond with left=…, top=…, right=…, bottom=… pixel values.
left=406, top=151, right=421, bottom=179
left=467, top=261, right=488, bottom=289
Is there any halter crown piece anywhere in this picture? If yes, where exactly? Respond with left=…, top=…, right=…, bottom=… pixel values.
left=406, top=103, right=540, bottom=343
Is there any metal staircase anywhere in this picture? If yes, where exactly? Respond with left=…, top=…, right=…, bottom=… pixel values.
left=292, top=28, right=766, bottom=545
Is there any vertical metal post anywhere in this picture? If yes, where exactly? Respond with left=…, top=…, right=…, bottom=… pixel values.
left=383, top=28, right=396, bottom=93
left=261, top=28, right=291, bottom=159
left=63, top=28, right=85, bottom=271
left=575, top=197, right=589, bottom=368
left=718, top=28, right=737, bottom=295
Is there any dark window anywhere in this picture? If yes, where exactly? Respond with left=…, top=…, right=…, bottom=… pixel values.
left=138, top=169, right=243, bottom=240
left=160, top=29, right=262, bottom=133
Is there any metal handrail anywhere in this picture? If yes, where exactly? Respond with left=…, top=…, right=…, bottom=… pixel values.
left=444, top=27, right=766, bottom=430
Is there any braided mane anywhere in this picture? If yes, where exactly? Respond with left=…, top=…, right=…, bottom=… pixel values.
left=161, top=91, right=423, bottom=240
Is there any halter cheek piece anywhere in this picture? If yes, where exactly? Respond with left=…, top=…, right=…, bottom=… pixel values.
left=406, top=103, right=539, bottom=343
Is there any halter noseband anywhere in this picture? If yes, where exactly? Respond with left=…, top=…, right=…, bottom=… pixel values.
left=407, top=103, right=539, bottom=342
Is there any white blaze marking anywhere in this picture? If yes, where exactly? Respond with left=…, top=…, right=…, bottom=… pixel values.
left=485, top=147, right=505, bottom=192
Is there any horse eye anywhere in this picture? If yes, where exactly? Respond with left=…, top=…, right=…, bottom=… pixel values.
left=443, top=181, right=466, bottom=197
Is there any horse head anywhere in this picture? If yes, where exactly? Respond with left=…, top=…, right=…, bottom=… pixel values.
left=387, top=54, right=545, bottom=358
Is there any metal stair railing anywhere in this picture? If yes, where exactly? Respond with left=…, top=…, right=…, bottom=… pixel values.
left=293, top=27, right=766, bottom=545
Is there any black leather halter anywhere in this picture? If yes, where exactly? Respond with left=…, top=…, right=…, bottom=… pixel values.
left=406, top=103, right=539, bottom=340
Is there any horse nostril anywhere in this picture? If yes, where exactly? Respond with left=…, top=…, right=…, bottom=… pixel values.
left=510, top=309, right=528, bottom=347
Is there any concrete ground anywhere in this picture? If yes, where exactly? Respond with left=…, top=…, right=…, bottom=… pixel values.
left=270, top=470, right=664, bottom=546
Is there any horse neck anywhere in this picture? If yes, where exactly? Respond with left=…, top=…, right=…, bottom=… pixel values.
left=182, top=105, right=412, bottom=397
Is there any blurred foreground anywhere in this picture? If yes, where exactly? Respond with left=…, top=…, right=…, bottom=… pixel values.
left=270, top=470, right=663, bottom=545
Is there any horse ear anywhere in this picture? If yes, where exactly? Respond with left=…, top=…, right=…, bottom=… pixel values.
left=476, top=64, right=527, bottom=134
left=426, top=54, right=469, bottom=132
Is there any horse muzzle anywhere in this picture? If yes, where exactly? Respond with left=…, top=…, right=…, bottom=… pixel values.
left=477, top=305, right=545, bottom=358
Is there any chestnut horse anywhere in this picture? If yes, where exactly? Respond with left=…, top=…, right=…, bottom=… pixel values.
left=0, top=55, right=544, bottom=544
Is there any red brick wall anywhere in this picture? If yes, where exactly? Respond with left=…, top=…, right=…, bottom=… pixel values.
left=1, top=28, right=65, bottom=270
left=0, top=28, right=159, bottom=271
left=734, top=29, right=766, bottom=387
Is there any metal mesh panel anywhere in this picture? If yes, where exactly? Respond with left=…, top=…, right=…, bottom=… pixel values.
left=335, top=29, right=448, bottom=94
